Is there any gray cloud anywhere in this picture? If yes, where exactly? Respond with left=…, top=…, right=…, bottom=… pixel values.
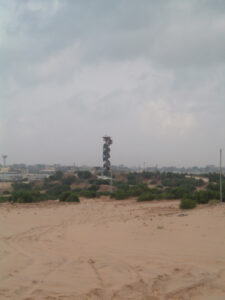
left=0, top=0, right=225, bottom=166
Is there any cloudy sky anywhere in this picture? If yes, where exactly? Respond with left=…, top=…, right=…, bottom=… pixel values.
left=1, top=0, right=225, bottom=167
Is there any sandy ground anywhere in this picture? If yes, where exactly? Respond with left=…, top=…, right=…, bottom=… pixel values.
left=0, top=182, right=12, bottom=193
left=0, top=198, right=225, bottom=300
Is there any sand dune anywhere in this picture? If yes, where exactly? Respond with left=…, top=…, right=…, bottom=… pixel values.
left=0, top=198, right=225, bottom=300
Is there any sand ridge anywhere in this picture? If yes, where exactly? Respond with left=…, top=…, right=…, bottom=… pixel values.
left=0, top=198, right=225, bottom=299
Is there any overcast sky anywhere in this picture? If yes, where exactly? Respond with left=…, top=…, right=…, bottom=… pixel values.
left=1, top=0, right=225, bottom=167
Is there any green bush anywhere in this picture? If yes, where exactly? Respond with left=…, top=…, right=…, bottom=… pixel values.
left=166, top=185, right=196, bottom=199
left=3, top=190, right=10, bottom=195
left=126, top=173, right=139, bottom=185
left=44, top=184, right=70, bottom=200
left=43, top=180, right=55, bottom=189
left=180, top=198, right=197, bottom=209
left=77, top=171, right=92, bottom=179
left=194, top=191, right=209, bottom=204
left=160, top=173, right=199, bottom=188
left=114, top=181, right=129, bottom=191
left=59, top=191, right=70, bottom=202
left=196, top=179, right=205, bottom=187
left=72, top=188, right=82, bottom=193
left=194, top=190, right=219, bottom=204
left=0, top=196, right=10, bottom=203
left=137, top=192, right=155, bottom=202
left=89, top=179, right=109, bottom=185
left=59, top=191, right=80, bottom=202
left=96, top=191, right=112, bottom=197
left=141, top=171, right=155, bottom=179
left=129, top=184, right=149, bottom=197
left=79, top=190, right=97, bottom=198
left=158, top=192, right=174, bottom=199
left=111, top=190, right=130, bottom=200
left=62, top=176, right=76, bottom=185
left=208, top=173, right=220, bottom=183
left=10, top=190, right=42, bottom=203
left=12, top=182, right=33, bottom=191
left=88, top=184, right=99, bottom=191
left=49, top=171, right=63, bottom=181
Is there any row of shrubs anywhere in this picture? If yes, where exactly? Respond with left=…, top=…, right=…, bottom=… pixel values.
left=125, top=171, right=206, bottom=187
left=5, top=183, right=112, bottom=203
left=12, top=181, right=107, bottom=200
left=4, top=190, right=80, bottom=203
left=2, top=171, right=224, bottom=207
left=110, top=181, right=224, bottom=210
left=7, top=189, right=113, bottom=203
left=1, top=190, right=222, bottom=210
left=110, top=182, right=194, bottom=201
left=46, top=170, right=211, bottom=189
left=180, top=188, right=224, bottom=209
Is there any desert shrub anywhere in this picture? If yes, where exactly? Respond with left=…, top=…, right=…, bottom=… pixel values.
left=111, top=190, right=130, bottom=200
left=44, top=184, right=70, bottom=200
left=59, top=191, right=80, bottom=202
left=49, top=171, right=63, bottom=181
left=97, top=179, right=109, bottom=185
left=96, top=191, right=111, bottom=197
left=72, top=188, right=82, bottom=193
left=208, top=173, right=220, bottom=183
left=153, top=193, right=164, bottom=200
left=126, top=173, right=139, bottom=185
left=62, top=176, right=76, bottom=185
left=137, top=192, right=155, bottom=202
left=158, top=192, right=174, bottom=199
left=88, top=179, right=95, bottom=184
left=150, top=179, right=158, bottom=184
left=77, top=171, right=92, bottom=179
left=10, top=190, right=42, bottom=203
left=3, top=190, right=10, bottom=194
left=194, top=190, right=208, bottom=204
left=59, top=191, right=71, bottom=202
left=160, top=173, right=199, bottom=189
left=208, top=199, right=220, bottom=205
left=88, top=184, right=99, bottom=191
left=114, top=181, right=129, bottom=191
left=141, top=171, right=156, bottom=179
left=103, top=170, right=113, bottom=177
left=207, top=183, right=219, bottom=191
left=167, top=186, right=196, bottom=199
left=129, top=184, right=149, bottom=197
left=79, top=190, right=96, bottom=198
left=149, top=188, right=162, bottom=194
left=89, top=179, right=109, bottom=185
left=43, top=180, right=54, bottom=189
left=180, top=198, right=197, bottom=209
left=194, top=190, right=219, bottom=204
left=196, top=179, right=205, bottom=187
left=0, top=196, right=10, bottom=203
left=12, top=182, right=33, bottom=191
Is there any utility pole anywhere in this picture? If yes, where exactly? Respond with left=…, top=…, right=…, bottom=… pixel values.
left=220, top=149, right=223, bottom=202
left=110, top=169, right=113, bottom=193
left=2, top=155, right=7, bottom=167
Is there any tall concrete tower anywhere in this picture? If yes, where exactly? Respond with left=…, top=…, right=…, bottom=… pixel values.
left=2, top=155, right=7, bottom=167
left=103, top=136, right=113, bottom=171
